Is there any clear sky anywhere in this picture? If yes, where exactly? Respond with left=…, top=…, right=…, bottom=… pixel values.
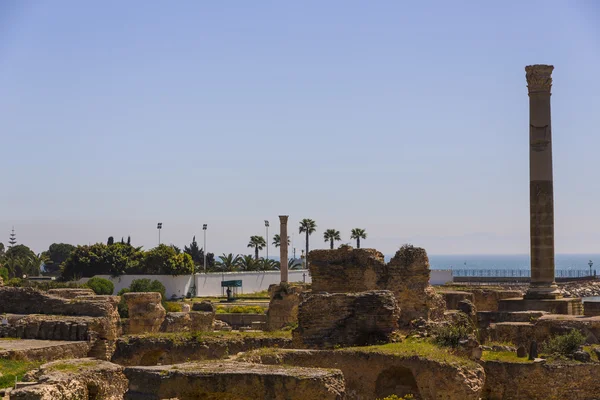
left=1, top=1, right=599, bottom=256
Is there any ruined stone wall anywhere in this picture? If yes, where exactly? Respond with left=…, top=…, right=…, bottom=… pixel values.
left=243, top=349, right=485, bottom=400
left=482, top=361, right=600, bottom=400
left=294, top=290, right=399, bottom=348
left=309, top=246, right=445, bottom=323
left=47, top=288, right=95, bottom=299
left=266, top=283, right=303, bottom=331
left=111, top=334, right=292, bottom=366
left=0, top=287, right=117, bottom=318
left=124, top=361, right=345, bottom=400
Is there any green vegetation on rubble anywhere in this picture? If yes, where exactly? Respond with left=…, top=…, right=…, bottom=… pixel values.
left=338, top=338, right=478, bottom=367
left=0, top=359, right=42, bottom=389
left=215, top=305, right=266, bottom=314
left=481, top=351, right=532, bottom=363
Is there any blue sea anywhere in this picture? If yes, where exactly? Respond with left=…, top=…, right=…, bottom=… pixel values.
left=381, top=254, right=600, bottom=271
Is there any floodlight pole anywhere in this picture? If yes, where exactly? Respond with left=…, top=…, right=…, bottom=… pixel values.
left=203, top=224, right=208, bottom=273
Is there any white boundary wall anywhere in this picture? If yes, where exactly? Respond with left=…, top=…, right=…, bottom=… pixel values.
left=79, top=269, right=452, bottom=298
left=78, top=270, right=310, bottom=298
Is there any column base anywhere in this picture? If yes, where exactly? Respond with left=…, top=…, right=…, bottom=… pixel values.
left=524, top=283, right=562, bottom=300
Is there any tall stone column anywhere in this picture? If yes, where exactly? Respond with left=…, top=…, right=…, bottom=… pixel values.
left=524, top=64, right=561, bottom=300
left=279, top=215, right=289, bottom=283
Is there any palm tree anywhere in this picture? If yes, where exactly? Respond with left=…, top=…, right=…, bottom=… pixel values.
left=288, top=258, right=303, bottom=270
left=238, top=255, right=259, bottom=271
left=299, top=219, right=317, bottom=268
left=272, top=234, right=291, bottom=248
left=350, top=228, right=367, bottom=249
left=258, top=258, right=278, bottom=271
left=323, top=229, right=341, bottom=249
left=216, top=253, right=241, bottom=272
left=247, top=236, right=266, bottom=260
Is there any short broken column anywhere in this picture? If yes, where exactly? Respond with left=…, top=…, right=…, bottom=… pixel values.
left=279, top=215, right=289, bottom=283
left=123, top=292, right=166, bottom=334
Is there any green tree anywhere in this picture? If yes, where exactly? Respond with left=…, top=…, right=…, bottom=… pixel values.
left=247, top=236, right=266, bottom=260
left=350, top=228, right=367, bottom=249
left=323, top=229, right=341, bottom=250
left=61, top=243, right=143, bottom=280
left=258, top=258, right=278, bottom=271
left=4, top=245, right=40, bottom=278
left=184, top=236, right=203, bottom=267
left=41, top=243, right=76, bottom=276
left=127, top=236, right=131, bottom=246
left=143, top=244, right=193, bottom=275
left=0, top=242, right=5, bottom=260
left=170, top=244, right=181, bottom=254
left=216, top=253, right=241, bottom=272
left=238, top=255, right=259, bottom=271
left=107, top=236, right=114, bottom=245
left=299, top=219, right=317, bottom=268
left=272, top=234, right=290, bottom=248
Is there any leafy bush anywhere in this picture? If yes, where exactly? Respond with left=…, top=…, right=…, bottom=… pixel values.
left=6, top=278, right=23, bottom=287
left=542, top=329, right=586, bottom=356
left=86, top=277, right=114, bottom=295
left=129, top=279, right=166, bottom=300
left=432, top=312, right=476, bottom=348
left=0, top=267, right=8, bottom=282
left=377, top=395, right=414, bottom=400
left=164, top=302, right=183, bottom=312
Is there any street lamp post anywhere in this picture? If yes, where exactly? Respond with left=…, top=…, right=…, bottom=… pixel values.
left=589, top=260, right=594, bottom=278
left=203, top=224, right=208, bottom=273
left=264, top=220, right=269, bottom=260
left=157, top=223, right=162, bottom=245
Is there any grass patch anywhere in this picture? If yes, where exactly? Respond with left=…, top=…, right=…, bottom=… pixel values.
left=481, top=351, right=532, bottom=363
left=339, top=338, right=478, bottom=367
left=0, top=359, right=42, bottom=389
left=215, top=305, right=266, bottom=314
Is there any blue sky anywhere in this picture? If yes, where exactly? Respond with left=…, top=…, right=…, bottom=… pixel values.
left=1, top=1, right=599, bottom=256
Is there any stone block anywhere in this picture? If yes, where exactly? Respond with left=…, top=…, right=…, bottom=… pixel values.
left=123, top=292, right=166, bottom=334
left=266, top=283, right=303, bottom=331
left=294, top=290, right=399, bottom=348
left=192, top=300, right=215, bottom=312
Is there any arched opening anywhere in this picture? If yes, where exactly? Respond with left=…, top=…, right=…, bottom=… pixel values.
left=139, top=349, right=166, bottom=366
left=375, top=366, right=420, bottom=399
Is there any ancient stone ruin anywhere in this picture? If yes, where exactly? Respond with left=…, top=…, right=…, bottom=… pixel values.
left=308, top=245, right=445, bottom=324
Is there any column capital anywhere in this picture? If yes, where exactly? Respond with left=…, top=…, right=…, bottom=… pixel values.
left=279, top=215, right=289, bottom=223
left=526, top=65, right=554, bottom=95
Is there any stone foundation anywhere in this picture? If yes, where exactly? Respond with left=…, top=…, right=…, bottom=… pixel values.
left=482, top=360, right=600, bottom=400
left=123, top=361, right=346, bottom=400
left=0, top=340, right=91, bottom=362
left=266, top=283, right=302, bottom=331
left=309, top=245, right=444, bottom=323
left=111, top=334, right=292, bottom=366
left=294, top=290, right=399, bottom=348
left=498, top=297, right=583, bottom=315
